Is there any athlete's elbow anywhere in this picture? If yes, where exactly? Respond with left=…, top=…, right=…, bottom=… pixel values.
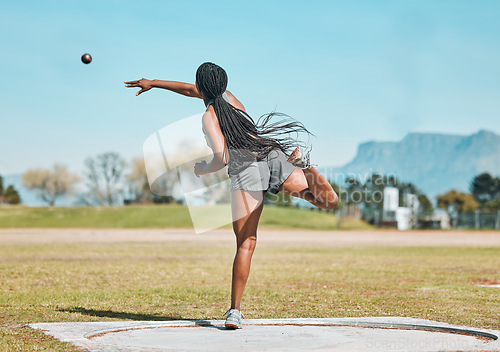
left=213, top=154, right=227, bottom=168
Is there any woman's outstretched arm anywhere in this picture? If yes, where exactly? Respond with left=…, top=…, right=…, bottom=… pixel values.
left=124, top=78, right=201, bottom=98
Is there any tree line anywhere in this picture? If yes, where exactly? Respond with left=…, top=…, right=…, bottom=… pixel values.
left=18, top=149, right=227, bottom=207
left=313, top=171, right=499, bottom=223
left=333, top=173, right=434, bottom=215
left=3, top=154, right=500, bottom=213
left=436, top=172, right=500, bottom=216
left=19, top=152, right=147, bottom=206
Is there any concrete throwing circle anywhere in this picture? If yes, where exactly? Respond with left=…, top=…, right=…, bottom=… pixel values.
left=31, top=317, right=500, bottom=352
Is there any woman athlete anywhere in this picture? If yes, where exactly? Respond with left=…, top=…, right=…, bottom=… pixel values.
left=125, top=62, right=338, bottom=329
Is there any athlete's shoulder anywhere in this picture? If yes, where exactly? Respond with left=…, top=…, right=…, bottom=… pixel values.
left=202, top=108, right=219, bottom=128
left=226, top=90, right=246, bottom=112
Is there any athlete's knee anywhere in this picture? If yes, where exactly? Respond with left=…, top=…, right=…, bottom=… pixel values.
left=238, top=235, right=257, bottom=252
left=318, top=190, right=338, bottom=210
left=324, top=190, right=339, bottom=209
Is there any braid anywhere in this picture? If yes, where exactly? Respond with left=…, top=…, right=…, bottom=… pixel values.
left=196, top=62, right=312, bottom=160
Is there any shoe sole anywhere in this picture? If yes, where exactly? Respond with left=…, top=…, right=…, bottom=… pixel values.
left=225, top=322, right=241, bottom=330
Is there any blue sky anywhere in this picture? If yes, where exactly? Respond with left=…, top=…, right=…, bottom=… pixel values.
left=1, top=0, right=499, bottom=176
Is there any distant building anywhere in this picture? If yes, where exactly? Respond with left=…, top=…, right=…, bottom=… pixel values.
left=403, top=193, right=419, bottom=213
left=396, top=207, right=411, bottom=230
left=403, top=193, right=419, bottom=228
left=383, top=187, right=399, bottom=212
left=434, top=208, right=450, bottom=229
left=382, top=187, right=419, bottom=230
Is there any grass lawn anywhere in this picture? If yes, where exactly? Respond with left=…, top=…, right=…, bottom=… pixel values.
left=0, top=229, right=499, bottom=351
left=0, top=204, right=372, bottom=230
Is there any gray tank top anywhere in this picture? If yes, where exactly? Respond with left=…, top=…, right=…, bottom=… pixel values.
left=206, top=91, right=230, bottom=107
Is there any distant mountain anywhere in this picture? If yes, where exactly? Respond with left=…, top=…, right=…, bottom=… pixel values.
left=332, top=130, right=500, bottom=198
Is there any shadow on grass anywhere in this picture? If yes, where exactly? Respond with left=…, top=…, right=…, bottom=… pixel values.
left=59, top=307, right=225, bottom=330
left=60, top=307, right=180, bottom=321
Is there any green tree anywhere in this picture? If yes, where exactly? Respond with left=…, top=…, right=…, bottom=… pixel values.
left=418, top=194, right=433, bottom=214
left=3, top=185, right=21, bottom=204
left=437, top=190, right=477, bottom=214
left=0, top=175, right=3, bottom=197
left=345, top=176, right=363, bottom=205
left=470, top=173, right=499, bottom=206
left=486, top=198, right=500, bottom=210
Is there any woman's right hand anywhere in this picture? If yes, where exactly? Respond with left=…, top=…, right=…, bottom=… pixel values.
left=124, top=78, right=154, bottom=96
left=194, top=160, right=208, bottom=178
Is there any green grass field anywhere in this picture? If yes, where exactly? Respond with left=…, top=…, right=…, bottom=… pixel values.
left=0, top=205, right=372, bottom=230
left=0, top=228, right=499, bottom=351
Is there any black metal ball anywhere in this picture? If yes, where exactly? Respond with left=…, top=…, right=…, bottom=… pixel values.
left=81, top=53, right=92, bottom=64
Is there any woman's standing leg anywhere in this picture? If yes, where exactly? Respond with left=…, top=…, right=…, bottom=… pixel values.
left=229, top=190, right=265, bottom=312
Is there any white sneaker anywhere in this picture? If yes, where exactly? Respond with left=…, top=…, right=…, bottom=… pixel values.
left=288, top=146, right=313, bottom=169
left=287, top=146, right=301, bottom=163
left=224, top=309, right=244, bottom=329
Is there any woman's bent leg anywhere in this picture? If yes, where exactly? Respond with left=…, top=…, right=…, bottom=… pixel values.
left=230, top=190, right=265, bottom=311
left=279, top=168, right=338, bottom=209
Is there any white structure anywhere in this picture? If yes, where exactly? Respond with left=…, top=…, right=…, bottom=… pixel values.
left=403, top=193, right=419, bottom=228
left=383, top=187, right=399, bottom=211
left=396, top=207, right=411, bottom=230
left=434, top=208, right=450, bottom=229
left=403, top=193, right=419, bottom=213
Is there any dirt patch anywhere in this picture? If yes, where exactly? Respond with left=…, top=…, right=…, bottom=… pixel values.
left=1, top=228, right=500, bottom=247
left=473, top=278, right=500, bottom=285
left=470, top=277, right=500, bottom=289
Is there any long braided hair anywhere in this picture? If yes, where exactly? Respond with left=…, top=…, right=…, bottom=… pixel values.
left=196, top=62, right=312, bottom=161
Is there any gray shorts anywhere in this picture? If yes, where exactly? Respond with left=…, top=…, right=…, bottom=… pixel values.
left=229, top=149, right=296, bottom=194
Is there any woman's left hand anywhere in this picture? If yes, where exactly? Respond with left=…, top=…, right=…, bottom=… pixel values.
left=194, top=160, right=208, bottom=177
left=124, top=78, right=154, bottom=96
